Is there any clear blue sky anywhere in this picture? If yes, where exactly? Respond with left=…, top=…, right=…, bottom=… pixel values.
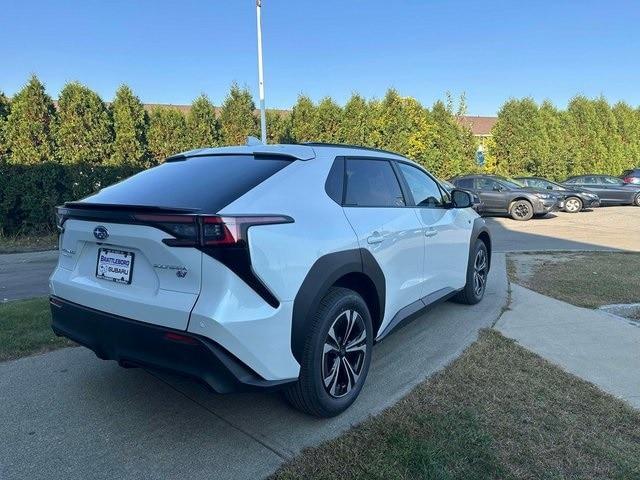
left=2, top=0, right=639, bottom=115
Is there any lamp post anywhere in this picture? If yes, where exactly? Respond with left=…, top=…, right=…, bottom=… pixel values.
left=256, top=0, right=267, bottom=143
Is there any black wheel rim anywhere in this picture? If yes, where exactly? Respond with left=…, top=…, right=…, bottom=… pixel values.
left=473, top=249, right=488, bottom=297
left=513, top=203, right=530, bottom=218
left=322, top=309, right=368, bottom=398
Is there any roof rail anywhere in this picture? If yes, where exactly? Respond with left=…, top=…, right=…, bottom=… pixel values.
left=299, top=142, right=407, bottom=158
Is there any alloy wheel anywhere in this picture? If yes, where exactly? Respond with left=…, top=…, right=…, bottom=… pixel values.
left=322, top=309, right=368, bottom=398
left=565, top=198, right=581, bottom=212
left=473, top=248, right=488, bottom=297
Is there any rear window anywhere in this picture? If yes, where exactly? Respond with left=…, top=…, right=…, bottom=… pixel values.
left=80, top=155, right=291, bottom=211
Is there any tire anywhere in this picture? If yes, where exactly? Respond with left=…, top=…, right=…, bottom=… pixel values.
left=564, top=196, right=583, bottom=213
left=634, top=194, right=640, bottom=207
left=453, top=239, right=489, bottom=305
left=509, top=199, right=534, bottom=221
left=284, top=287, right=373, bottom=417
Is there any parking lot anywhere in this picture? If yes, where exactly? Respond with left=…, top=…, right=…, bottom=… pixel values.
left=487, top=206, right=640, bottom=253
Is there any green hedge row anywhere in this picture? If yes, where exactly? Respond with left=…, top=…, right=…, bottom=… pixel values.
left=0, top=163, right=140, bottom=235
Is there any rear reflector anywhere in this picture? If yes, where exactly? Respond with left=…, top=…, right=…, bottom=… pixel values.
left=163, top=332, right=199, bottom=345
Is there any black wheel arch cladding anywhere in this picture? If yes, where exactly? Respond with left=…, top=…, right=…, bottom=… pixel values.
left=471, top=217, right=492, bottom=270
left=291, top=248, right=385, bottom=364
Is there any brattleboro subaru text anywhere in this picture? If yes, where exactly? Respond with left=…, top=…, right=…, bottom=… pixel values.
left=49, top=142, right=491, bottom=417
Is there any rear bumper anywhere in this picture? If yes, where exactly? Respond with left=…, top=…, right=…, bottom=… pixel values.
left=50, top=296, right=296, bottom=393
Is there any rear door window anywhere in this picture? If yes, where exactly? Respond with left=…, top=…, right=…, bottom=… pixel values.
left=81, top=155, right=292, bottom=212
left=344, top=159, right=405, bottom=207
left=476, top=178, right=501, bottom=191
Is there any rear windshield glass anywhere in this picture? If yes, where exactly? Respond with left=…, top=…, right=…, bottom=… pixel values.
left=81, top=155, right=291, bottom=211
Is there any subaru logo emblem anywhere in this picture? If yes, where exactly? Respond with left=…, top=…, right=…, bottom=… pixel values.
left=93, top=226, right=109, bottom=240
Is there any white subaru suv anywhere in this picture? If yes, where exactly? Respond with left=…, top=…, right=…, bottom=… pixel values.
left=50, top=143, right=491, bottom=417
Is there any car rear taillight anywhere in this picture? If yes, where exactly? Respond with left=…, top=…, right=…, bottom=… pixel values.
left=133, top=214, right=293, bottom=247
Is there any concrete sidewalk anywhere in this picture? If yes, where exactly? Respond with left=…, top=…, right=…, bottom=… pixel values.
left=495, top=284, right=640, bottom=409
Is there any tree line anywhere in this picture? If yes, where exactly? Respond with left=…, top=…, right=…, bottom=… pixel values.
left=0, top=75, right=477, bottom=178
left=487, top=97, right=640, bottom=180
left=1, top=75, right=638, bottom=235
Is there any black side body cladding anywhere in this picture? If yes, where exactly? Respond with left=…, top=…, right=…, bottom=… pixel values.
left=291, top=248, right=385, bottom=363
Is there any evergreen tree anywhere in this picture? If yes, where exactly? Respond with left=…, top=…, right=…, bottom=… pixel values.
left=110, top=85, right=148, bottom=166
left=266, top=110, right=292, bottom=144
left=613, top=101, right=640, bottom=171
left=313, top=97, right=342, bottom=143
left=0, top=92, right=10, bottom=159
left=370, top=89, right=414, bottom=153
left=424, top=100, right=475, bottom=179
left=538, top=100, right=567, bottom=180
left=289, top=95, right=316, bottom=142
left=593, top=97, right=624, bottom=174
left=147, top=107, right=188, bottom=164
left=187, top=94, right=219, bottom=149
left=219, top=83, right=258, bottom=145
left=564, top=96, right=608, bottom=175
left=491, top=98, right=551, bottom=176
left=5, top=75, right=56, bottom=164
left=338, top=94, right=372, bottom=145
left=55, top=82, right=113, bottom=165
left=403, top=97, right=432, bottom=166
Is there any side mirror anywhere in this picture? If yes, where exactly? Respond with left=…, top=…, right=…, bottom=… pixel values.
left=451, top=189, right=473, bottom=209
left=492, top=185, right=502, bottom=192
left=546, top=185, right=553, bottom=190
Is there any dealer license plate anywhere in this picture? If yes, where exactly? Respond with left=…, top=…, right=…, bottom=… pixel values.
left=96, top=248, right=134, bottom=284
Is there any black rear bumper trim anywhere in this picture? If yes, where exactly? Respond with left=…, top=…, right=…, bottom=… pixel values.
left=50, top=296, right=295, bottom=393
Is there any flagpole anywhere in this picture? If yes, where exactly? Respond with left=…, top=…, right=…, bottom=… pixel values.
left=256, top=0, right=267, bottom=143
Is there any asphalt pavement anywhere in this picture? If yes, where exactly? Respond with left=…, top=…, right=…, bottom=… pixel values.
left=0, top=256, right=507, bottom=480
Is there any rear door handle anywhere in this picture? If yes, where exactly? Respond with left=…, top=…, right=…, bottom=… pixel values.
left=424, top=228, right=438, bottom=238
left=367, top=232, right=385, bottom=244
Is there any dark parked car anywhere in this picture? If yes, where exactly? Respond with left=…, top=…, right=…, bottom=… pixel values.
left=621, top=168, right=640, bottom=185
left=440, top=179, right=484, bottom=214
left=563, top=175, right=640, bottom=207
left=515, top=176, right=600, bottom=213
left=450, top=174, right=563, bottom=221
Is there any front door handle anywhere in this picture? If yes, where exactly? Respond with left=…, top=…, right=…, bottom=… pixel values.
left=424, top=228, right=438, bottom=238
left=367, top=232, right=385, bottom=244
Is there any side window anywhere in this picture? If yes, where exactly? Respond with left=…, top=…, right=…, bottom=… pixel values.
left=528, top=179, right=546, bottom=189
left=344, top=159, right=405, bottom=207
left=396, top=162, right=445, bottom=208
left=602, top=176, right=623, bottom=185
left=324, top=157, right=344, bottom=204
left=455, top=178, right=474, bottom=189
left=566, top=177, right=582, bottom=185
left=476, top=178, right=499, bottom=191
